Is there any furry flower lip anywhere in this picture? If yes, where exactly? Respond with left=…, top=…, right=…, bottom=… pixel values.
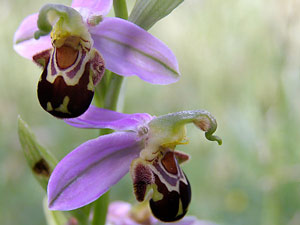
left=47, top=105, right=222, bottom=222
left=14, top=0, right=180, bottom=118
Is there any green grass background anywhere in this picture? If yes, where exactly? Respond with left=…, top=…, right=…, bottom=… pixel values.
left=1, top=0, right=300, bottom=224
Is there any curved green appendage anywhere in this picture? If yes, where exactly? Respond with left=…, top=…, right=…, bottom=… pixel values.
left=204, top=121, right=222, bottom=145
left=149, top=110, right=222, bottom=145
left=205, top=132, right=222, bottom=145
left=34, top=4, right=84, bottom=40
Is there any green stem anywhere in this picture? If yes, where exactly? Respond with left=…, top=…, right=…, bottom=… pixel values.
left=103, top=73, right=124, bottom=110
left=69, top=209, right=90, bottom=225
left=93, top=70, right=112, bottom=108
left=91, top=2, right=129, bottom=225
left=92, top=192, right=110, bottom=225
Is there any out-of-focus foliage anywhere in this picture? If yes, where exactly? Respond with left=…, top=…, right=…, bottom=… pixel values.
left=129, top=0, right=183, bottom=30
left=1, top=0, right=300, bottom=224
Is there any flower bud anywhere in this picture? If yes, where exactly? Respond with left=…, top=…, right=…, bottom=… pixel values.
left=18, top=116, right=57, bottom=190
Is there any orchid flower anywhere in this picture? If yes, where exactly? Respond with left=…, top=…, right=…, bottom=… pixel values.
left=13, top=0, right=180, bottom=118
left=47, top=106, right=222, bottom=222
left=107, top=201, right=219, bottom=225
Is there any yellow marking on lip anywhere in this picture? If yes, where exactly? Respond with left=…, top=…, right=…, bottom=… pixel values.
left=176, top=199, right=184, bottom=217
left=87, top=69, right=94, bottom=91
left=151, top=184, right=164, bottom=201
left=55, top=96, right=71, bottom=114
left=46, top=102, right=53, bottom=111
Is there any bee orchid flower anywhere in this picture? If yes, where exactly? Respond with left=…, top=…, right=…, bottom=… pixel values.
left=47, top=105, right=222, bottom=222
left=14, top=0, right=180, bottom=118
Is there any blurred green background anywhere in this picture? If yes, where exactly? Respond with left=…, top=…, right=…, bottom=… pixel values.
left=1, top=0, right=300, bottom=224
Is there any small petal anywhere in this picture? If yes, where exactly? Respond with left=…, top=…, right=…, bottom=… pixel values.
left=90, top=17, right=180, bottom=85
left=14, top=13, right=52, bottom=59
left=48, top=132, right=143, bottom=210
left=65, top=105, right=153, bottom=130
left=174, top=150, right=190, bottom=164
left=72, top=0, right=113, bottom=17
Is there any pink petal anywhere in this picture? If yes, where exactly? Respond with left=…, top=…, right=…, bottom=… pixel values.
left=107, top=201, right=155, bottom=225
left=108, top=201, right=131, bottom=217
left=90, top=17, right=180, bottom=85
left=72, top=0, right=113, bottom=17
left=48, top=132, right=143, bottom=210
left=14, top=13, right=52, bottom=59
left=64, top=105, right=153, bottom=130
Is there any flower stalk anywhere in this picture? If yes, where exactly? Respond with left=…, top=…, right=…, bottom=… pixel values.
left=92, top=2, right=129, bottom=225
left=92, top=192, right=110, bottom=225
left=103, top=73, right=124, bottom=110
left=101, top=0, right=129, bottom=111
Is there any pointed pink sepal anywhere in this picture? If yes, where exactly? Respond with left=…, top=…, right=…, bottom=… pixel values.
left=65, top=105, right=153, bottom=130
left=90, top=17, right=180, bottom=85
left=48, top=132, right=143, bottom=210
left=14, top=13, right=52, bottom=59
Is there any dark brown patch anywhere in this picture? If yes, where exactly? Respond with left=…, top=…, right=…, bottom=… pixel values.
left=133, top=163, right=153, bottom=202
left=180, top=173, right=191, bottom=213
left=150, top=173, right=180, bottom=222
left=33, top=159, right=50, bottom=177
left=37, top=59, right=94, bottom=118
left=161, top=151, right=178, bottom=175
